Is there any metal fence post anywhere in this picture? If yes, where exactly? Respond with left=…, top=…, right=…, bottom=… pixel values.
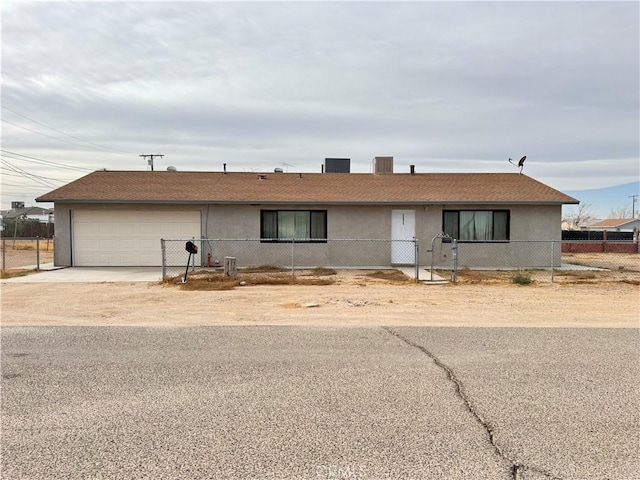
left=551, top=241, right=555, bottom=283
left=414, top=239, right=419, bottom=282
left=36, top=237, right=40, bottom=270
left=451, top=239, right=458, bottom=283
left=291, top=238, right=295, bottom=278
left=161, top=238, right=166, bottom=280
left=191, top=237, right=196, bottom=271
left=2, top=237, right=5, bottom=272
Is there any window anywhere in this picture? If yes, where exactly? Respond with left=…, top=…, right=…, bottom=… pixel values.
left=443, top=210, right=509, bottom=241
left=261, top=210, right=327, bottom=242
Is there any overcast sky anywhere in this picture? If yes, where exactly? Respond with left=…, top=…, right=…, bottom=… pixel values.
left=1, top=1, right=638, bottom=210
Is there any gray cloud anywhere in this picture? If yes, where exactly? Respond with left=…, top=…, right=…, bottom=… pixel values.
left=1, top=1, right=638, bottom=209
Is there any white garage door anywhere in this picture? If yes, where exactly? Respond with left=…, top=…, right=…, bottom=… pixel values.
left=73, top=210, right=201, bottom=266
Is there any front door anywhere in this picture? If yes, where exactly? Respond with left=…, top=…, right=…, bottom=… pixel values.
left=391, top=210, right=415, bottom=264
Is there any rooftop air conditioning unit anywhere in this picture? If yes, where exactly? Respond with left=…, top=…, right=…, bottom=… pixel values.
left=324, top=158, right=350, bottom=173
left=373, top=156, right=394, bottom=174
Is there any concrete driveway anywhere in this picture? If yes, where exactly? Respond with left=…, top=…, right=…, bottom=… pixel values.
left=2, top=326, right=638, bottom=479
left=1, top=266, right=162, bottom=283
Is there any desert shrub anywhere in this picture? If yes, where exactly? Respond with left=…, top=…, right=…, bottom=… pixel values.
left=512, top=272, right=532, bottom=285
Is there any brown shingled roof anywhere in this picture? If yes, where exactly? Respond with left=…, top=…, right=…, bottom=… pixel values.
left=589, top=218, right=637, bottom=228
left=36, top=171, right=579, bottom=205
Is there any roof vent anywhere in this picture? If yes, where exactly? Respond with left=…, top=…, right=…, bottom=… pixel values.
left=274, top=167, right=284, bottom=173
left=167, top=166, right=177, bottom=172
left=258, top=174, right=267, bottom=180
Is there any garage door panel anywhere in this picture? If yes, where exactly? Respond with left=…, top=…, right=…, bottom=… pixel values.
left=117, top=238, right=134, bottom=250
left=98, top=238, right=115, bottom=249
left=118, top=253, right=137, bottom=265
left=73, top=210, right=201, bottom=266
left=140, top=253, right=158, bottom=264
left=100, top=255, right=116, bottom=265
left=139, top=238, right=158, bottom=250
left=139, top=224, right=157, bottom=235
left=101, top=223, right=122, bottom=235
left=73, top=223, right=98, bottom=235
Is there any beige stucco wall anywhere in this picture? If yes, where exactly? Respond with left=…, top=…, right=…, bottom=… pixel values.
left=53, top=202, right=563, bottom=268
left=202, top=203, right=562, bottom=268
left=203, top=204, right=398, bottom=267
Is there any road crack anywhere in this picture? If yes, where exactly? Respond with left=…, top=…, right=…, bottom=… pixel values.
left=382, top=326, right=563, bottom=480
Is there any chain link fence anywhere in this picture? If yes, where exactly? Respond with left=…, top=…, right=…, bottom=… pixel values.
left=161, top=238, right=420, bottom=283
left=1, top=237, right=54, bottom=272
left=444, top=240, right=639, bottom=284
left=161, top=238, right=638, bottom=285
left=3, top=236, right=636, bottom=283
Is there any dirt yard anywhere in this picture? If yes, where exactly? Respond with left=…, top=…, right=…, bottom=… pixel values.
left=1, top=280, right=637, bottom=328
left=561, top=252, right=639, bottom=271
left=0, top=240, right=53, bottom=271
left=2, top=251, right=638, bottom=329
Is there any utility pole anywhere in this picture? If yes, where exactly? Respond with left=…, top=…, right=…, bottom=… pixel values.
left=140, top=154, right=164, bottom=171
left=630, top=194, right=638, bottom=218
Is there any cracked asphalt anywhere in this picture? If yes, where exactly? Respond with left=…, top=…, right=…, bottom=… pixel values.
left=1, top=326, right=638, bottom=479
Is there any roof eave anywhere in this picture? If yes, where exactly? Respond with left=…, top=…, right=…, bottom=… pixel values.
left=38, top=199, right=579, bottom=206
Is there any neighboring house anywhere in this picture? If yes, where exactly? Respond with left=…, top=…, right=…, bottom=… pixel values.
left=0, top=206, right=54, bottom=233
left=36, top=169, right=578, bottom=268
left=586, top=218, right=640, bottom=232
left=0, top=206, right=54, bottom=223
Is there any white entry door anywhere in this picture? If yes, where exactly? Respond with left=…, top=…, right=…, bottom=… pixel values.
left=391, top=210, right=415, bottom=264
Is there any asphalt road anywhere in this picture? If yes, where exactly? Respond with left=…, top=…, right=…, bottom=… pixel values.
left=1, top=327, right=638, bottom=480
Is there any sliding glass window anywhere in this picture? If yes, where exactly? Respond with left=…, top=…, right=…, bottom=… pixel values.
left=261, top=210, right=327, bottom=242
left=443, top=210, right=509, bottom=241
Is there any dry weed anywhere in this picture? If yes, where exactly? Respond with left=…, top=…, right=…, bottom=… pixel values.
left=240, top=265, right=288, bottom=273
left=164, top=270, right=336, bottom=291
left=363, top=270, right=413, bottom=284
left=0, top=240, right=54, bottom=252
left=302, top=267, right=337, bottom=277
left=0, top=269, right=38, bottom=279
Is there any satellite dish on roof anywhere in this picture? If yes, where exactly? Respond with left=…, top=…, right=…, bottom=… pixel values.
left=508, top=155, right=527, bottom=174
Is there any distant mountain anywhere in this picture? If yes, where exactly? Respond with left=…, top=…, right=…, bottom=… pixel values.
left=564, top=182, right=640, bottom=218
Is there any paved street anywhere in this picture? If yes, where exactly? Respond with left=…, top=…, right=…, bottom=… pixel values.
left=1, top=326, right=638, bottom=479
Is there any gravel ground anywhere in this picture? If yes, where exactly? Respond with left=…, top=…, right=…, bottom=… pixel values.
left=2, top=326, right=638, bottom=479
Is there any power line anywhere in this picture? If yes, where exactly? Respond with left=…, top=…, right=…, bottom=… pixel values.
left=1, top=182, right=41, bottom=188
left=0, top=150, right=93, bottom=172
left=0, top=159, right=58, bottom=188
left=0, top=167, right=69, bottom=183
left=2, top=105, right=135, bottom=155
left=2, top=119, right=135, bottom=156
left=0, top=164, right=56, bottom=189
left=2, top=119, right=116, bottom=154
